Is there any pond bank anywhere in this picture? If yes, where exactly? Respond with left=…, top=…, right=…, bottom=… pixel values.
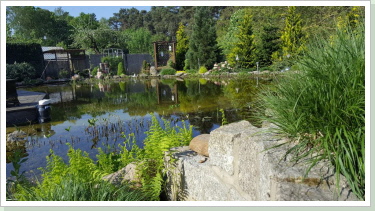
left=164, top=121, right=359, bottom=201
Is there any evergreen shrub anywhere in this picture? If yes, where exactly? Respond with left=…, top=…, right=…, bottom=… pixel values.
left=198, top=66, right=208, bottom=74
left=117, top=62, right=125, bottom=76
left=6, top=62, right=37, bottom=82
left=91, top=66, right=99, bottom=76
left=6, top=43, right=44, bottom=77
left=160, top=68, right=176, bottom=76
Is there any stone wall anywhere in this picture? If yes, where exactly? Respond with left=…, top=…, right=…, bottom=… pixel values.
left=164, top=121, right=358, bottom=201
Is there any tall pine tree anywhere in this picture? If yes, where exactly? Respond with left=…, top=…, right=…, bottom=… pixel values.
left=280, top=6, right=306, bottom=59
left=257, top=24, right=281, bottom=66
left=186, top=7, right=219, bottom=70
left=229, top=11, right=256, bottom=68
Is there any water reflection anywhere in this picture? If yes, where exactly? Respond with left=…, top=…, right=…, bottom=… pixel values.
left=6, top=78, right=270, bottom=178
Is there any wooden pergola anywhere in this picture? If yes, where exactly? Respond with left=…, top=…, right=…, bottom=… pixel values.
left=153, top=41, right=176, bottom=69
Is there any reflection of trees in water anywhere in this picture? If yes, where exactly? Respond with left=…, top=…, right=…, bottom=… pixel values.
left=178, top=79, right=229, bottom=113
left=223, top=78, right=271, bottom=128
left=162, top=109, right=241, bottom=134
left=48, top=78, right=267, bottom=126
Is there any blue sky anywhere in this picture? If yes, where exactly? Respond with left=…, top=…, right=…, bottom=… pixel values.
left=38, top=6, right=151, bottom=20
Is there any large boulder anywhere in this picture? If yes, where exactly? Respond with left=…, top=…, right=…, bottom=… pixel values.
left=165, top=121, right=358, bottom=201
left=189, top=134, right=210, bottom=157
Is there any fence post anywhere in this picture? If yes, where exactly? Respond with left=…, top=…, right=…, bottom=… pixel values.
left=154, top=42, right=158, bottom=69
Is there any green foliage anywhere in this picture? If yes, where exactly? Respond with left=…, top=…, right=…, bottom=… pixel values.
left=6, top=6, right=72, bottom=46
left=167, top=60, right=176, bottom=69
left=142, top=60, right=151, bottom=71
left=260, top=23, right=365, bottom=200
left=216, top=7, right=245, bottom=47
left=145, top=6, right=181, bottom=41
left=257, top=24, right=281, bottom=67
left=175, top=22, right=189, bottom=70
left=218, top=9, right=245, bottom=61
left=101, top=56, right=123, bottom=75
left=118, top=133, right=142, bottom=167
left=160, top=68, right=177, bottom=76
left=15, top=176, right=147, bottom=201
left=6, top=149, right=30, bottom=200
left=228, top=11, right=256, bottom=68
left=9, top=143, right=147, bottom=201
left=121, top=28, right=152, bottom=54
left=91, top=66, right=99, bottom=76
left=337, top=6, right=364, bottom=31
left=136, top=115, right=193, bottom=200
left=6, top=62, right=37, bottom=82
left=75, top=69, right=90, bottom=78
left=185, top=69, right=197, bottom=74
left=280, top=6, right=306, bottom=59
left=220, top=109, right=228, bottom=126
left=198, top=66, right=208, bottom=74
left=183, top=59, right=190, bottom=71
left=117, top=62, right=125, bottom=76
left=6, top=43, right=44, bottom=76
left=186, top=7, right=219, bottom=70
left=70, top=13, right=119, bottom=54
left=58, top=69, right=70, bottom=79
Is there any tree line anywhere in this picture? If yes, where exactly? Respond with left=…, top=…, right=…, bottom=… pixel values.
left=6, top=6, right=364, bottom=71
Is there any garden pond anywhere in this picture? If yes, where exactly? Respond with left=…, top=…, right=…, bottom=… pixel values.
left=6, top=77, right=271, bottom=179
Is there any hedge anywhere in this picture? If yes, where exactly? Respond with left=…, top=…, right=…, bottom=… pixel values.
left=6, top=43, right=44, bottom=78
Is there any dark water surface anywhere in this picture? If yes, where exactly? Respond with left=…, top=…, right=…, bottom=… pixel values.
left=6, top=78, right=269, bottom=178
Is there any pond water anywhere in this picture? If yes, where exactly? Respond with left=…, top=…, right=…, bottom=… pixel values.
left=6, top=77, right=270, bottom=178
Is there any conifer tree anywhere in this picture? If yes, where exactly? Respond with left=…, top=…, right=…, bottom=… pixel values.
left=117, top=62, right=125, bottom=75
left=257, top=24, right=281, bottom=66
left=217, top=9, right=245, bottom=61
left=186, top=7, right=219, bottom=70
left=229, top=11, right=256, bottom=68
left=175, top=22, right=189, bottom=70
left=280, top=6, right=306, bottom=59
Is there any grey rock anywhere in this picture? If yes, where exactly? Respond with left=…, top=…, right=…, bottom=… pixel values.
left=150, top=66, right=158, bottom=76
left=208, top=121, right=256, bottom=175
left=7, top=130, right=27, bottom=142
left=102, top=162, right=139, bottom=186
left=175, top=72, right=184, bottom=77
left=164, top=121, right=359, bottom=201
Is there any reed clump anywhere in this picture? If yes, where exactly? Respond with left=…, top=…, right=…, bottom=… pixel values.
left=260, top=23, right=365, bottom=200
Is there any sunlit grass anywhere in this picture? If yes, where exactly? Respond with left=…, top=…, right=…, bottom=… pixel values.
left=260, top=23, right=365, bottom=200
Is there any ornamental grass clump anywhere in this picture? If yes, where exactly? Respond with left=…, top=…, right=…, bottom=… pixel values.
left=260, top=23, right=365, bottom=200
